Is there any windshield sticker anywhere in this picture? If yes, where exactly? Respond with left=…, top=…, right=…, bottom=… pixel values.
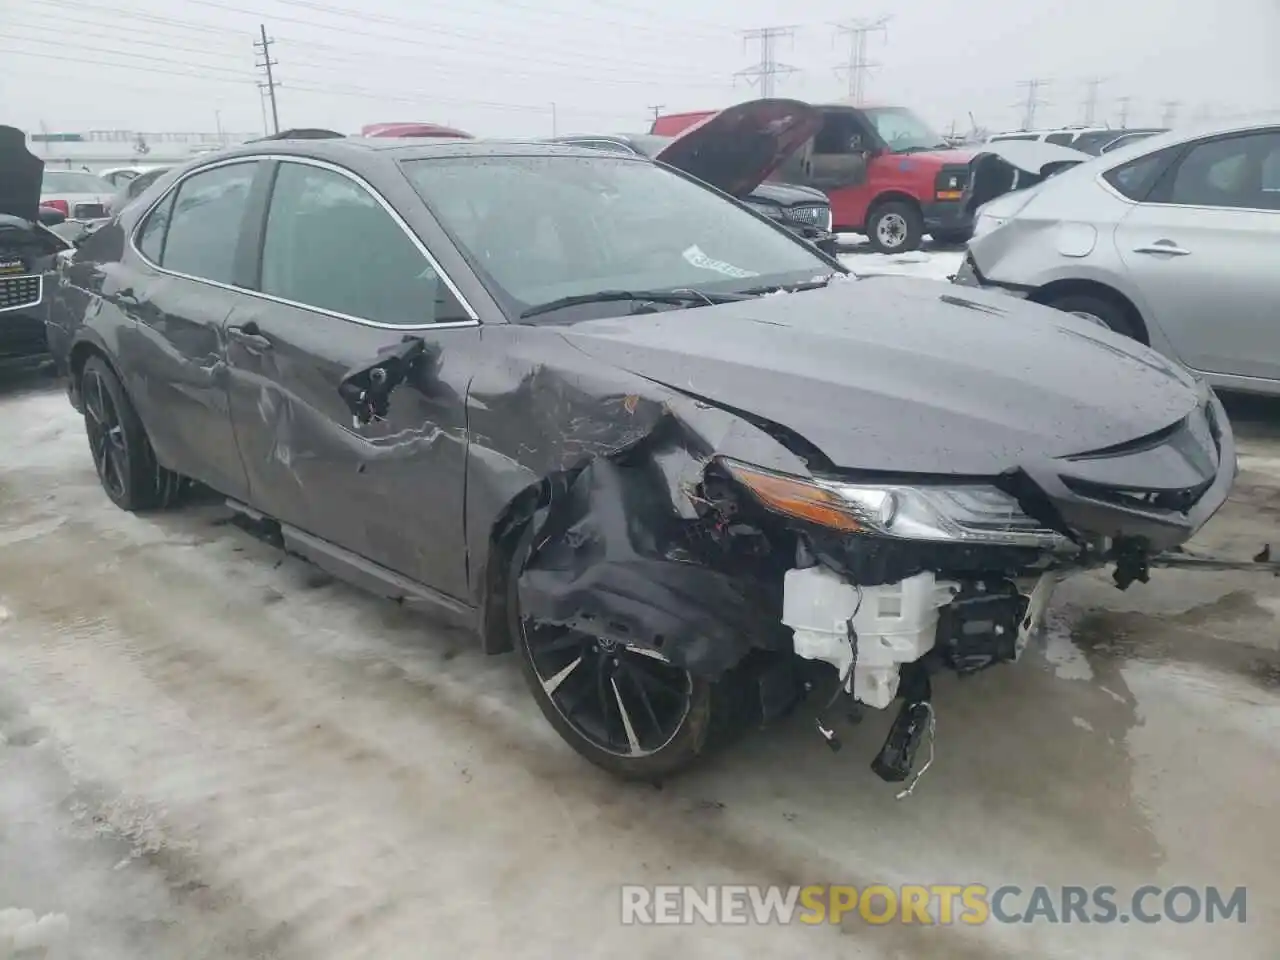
left=681, top=245, right=760, bottom=279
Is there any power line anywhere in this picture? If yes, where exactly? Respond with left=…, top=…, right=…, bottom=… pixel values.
left=1080, top=77, right=1106, bottom=126
left=254, top=24, right=281, bottom=135
left=1014, top=78, right=1050, bottom=130
left=734, top=26, right=798, bottom=99
left=10, top=13, right=730, bottom=92
left=833, top=17, right=889, bottom=104
left=27, top=0, right=726, bottom=83
left=1115, top=95, right=1134, bottom=127
left=0, top=44, right=632, bottom=122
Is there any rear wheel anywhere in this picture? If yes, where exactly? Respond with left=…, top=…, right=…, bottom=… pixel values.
left=1042, top=293, right=1139, bottom=340
left=508, top=528, right=731, bottom=781
left=80, top=356, right=184, bottom=511
left=866, top=200, right=923, bottom=253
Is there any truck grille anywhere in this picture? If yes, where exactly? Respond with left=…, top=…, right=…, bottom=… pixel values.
left=73, top=202, right=107, bottom=219
left=0, top=274, right=42, bottom=313
left=786, top=204, right=832, bottom=232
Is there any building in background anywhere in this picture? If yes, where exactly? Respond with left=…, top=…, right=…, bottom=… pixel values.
left=27, top=129, right=258, bottom=172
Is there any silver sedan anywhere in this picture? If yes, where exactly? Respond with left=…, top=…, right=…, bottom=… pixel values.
left=954, top=115, right=1280, bottom=397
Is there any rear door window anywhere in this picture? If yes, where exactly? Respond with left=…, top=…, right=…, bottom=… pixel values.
left=155, top=161, right=259, bottom=284
left=1102, top=147, right=1180, bottom=201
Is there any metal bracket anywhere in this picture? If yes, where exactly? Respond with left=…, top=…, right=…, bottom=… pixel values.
left=1148, top=544, right=1279, bottom=575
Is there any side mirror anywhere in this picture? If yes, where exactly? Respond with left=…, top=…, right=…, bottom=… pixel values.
left=38, top=206, right=67, bottom=226
left=338, top=335, right=432, bottom=426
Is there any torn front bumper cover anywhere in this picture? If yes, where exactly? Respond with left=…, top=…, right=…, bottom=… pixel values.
left=515, top=392, right=1236, bottom=790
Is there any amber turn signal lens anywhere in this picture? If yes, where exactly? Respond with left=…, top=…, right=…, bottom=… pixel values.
left=723, top=461, right=863, bottom=533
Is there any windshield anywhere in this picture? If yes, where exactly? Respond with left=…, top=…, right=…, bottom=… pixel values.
left=42, top=171, right=112, bottom=194
left=401, top=155, right=834, bottom=319
left=862, top=107, right=947, bottom=152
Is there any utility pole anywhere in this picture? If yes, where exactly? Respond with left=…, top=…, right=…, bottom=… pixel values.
left=647, top=104, right=665, bottom=123
left=1160, top=100, right=1181, bottom=127
left=1116, top=95, right=1133, bottom=128
left=833, top=17, right=890, bottom=104
left=550, top=102, right=558, bottom=136
left=254, top=24, right=280, bottom=135
left=734, top=26, right=798, bottom=99
left=1080, top=77, right=1105, bottom=126
left=1014, top=79, right=1050, bottom=130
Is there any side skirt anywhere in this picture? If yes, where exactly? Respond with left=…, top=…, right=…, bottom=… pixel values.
left=225, top=498, right=477, bottom=632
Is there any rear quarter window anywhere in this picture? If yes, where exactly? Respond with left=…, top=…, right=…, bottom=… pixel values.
left=1102, top=147, right=1179, bottom=201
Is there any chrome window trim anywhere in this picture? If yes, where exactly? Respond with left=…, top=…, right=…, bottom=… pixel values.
left=128, top=153, right=481, bottom=330
left=0, top=274, right=43, bottom=314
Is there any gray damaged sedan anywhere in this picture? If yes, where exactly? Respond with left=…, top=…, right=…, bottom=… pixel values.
left=42, top=126, right=1237, bottom=788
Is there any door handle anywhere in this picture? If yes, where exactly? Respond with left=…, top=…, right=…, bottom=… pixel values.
left=1133, top=241, right=1191, bottom=256
left=227, top=321, right=272, bottom=351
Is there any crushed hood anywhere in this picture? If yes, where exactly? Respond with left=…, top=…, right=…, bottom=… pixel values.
left=972, top=140, right=1090, bottom=177
left=0, top=125, right=43, bottom=224
left=654, top=99, right=822, bottom=198
left=963, top=140, right=1090, bottom=215
left=559, top=277, right=1201, bottom=476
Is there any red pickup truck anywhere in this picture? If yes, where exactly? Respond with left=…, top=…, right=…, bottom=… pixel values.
left=653, top=102, right=975, bottom=253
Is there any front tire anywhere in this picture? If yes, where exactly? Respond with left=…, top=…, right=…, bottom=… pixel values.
left=507, top=527, right=731, bottom=781
left=1042, top=293, right=1139, bottom=340
left=80, top=356, right=183, bottom=511
left=866, top=200, right=924, bottom=253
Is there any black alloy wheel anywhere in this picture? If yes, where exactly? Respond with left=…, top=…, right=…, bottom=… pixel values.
left=522, top=619, right=695, bottom=759
left=79, top=356, right=185, bottom=511
left=82, top=362, right=130, bottom=504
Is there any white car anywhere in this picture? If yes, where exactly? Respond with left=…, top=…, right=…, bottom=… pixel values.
left=39, top=170, right=115, bottom=221
left=956, top=115, right=1280, bottom=397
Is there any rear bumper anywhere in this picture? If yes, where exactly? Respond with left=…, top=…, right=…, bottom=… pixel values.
left=921, top=199, right=973, bottom=235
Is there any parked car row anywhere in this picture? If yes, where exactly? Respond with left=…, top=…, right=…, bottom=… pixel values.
left=0, top=107, right=1238, bottom=789
left=986, top=125, right=1168, bottom=156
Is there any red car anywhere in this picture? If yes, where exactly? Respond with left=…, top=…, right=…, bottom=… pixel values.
left=654, top=102, right=976, bottom=253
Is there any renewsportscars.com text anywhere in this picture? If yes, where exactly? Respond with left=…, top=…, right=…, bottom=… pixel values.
left=620, top=884, right=1248, bottom=926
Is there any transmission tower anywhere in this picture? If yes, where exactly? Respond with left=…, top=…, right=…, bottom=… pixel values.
left=734, top=26, right=799, bottom=98
left=254, top=24, right=281, bottom=135
left=833, top=17, right=890, bottom=104
left=1080, top=77, right=1105, bottom=126
left=1161, top=100, right=1181, bottom=127
left=1115, top=96, right=1133, bottom=127
left=1014, top=79, right=1050, bottom=130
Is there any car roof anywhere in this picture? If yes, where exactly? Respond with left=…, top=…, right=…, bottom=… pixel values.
left=202, top=136, right=629, bottom=164
left=1088, top=112, right=1280, bottom=168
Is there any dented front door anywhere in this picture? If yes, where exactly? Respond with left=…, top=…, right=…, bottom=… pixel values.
left=223, top=157, right=480, bottom=600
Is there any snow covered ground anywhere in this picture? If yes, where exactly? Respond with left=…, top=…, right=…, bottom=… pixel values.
left=1, top=376, right=1279, bottom=959
left=836, top=234, right=966, bottom=281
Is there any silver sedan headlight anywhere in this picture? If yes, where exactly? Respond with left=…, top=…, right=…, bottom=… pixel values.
left=724, top=460, right=1067, bottom=549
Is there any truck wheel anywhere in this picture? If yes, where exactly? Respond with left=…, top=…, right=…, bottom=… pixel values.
left=80, top=356, right=184, bottom=511
left=507, top=525, right=737, bottom=782
left=867, top=201, right=923, bottom=253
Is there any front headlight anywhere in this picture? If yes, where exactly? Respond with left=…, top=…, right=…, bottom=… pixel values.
left=724, top=460, right=1067, bottom=549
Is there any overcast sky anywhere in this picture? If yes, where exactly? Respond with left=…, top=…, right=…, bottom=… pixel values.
left=3, top=0, right=1277, bottom=139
